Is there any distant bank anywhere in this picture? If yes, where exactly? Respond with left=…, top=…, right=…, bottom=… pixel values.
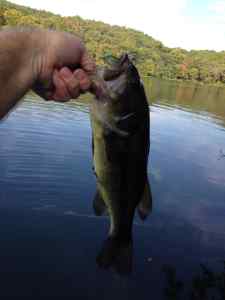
left=0, top=0, right=225, bottom=86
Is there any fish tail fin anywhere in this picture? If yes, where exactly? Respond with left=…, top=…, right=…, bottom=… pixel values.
left=138, top=178, right=152, bottom=221
left=114, top=240, right=133, bottom=275
left=93, top=188, right=107, bottom=216
left=96, top=237, right=133, bottom=275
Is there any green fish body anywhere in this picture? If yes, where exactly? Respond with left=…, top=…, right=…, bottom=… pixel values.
left=90, top=54, right=152, bottom=273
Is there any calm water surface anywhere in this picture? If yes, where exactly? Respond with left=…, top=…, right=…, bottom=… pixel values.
left=0, top=79, right=225, bottom=298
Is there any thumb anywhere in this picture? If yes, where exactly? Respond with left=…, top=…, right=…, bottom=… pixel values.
left=81, top=51, right=96, bottom=75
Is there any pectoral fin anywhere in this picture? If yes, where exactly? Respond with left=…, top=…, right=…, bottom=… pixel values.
left=138, top=179, right=152, bottom=221
left=93, top=188, right=107, bottom=216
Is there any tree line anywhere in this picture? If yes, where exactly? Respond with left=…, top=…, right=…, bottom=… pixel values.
left=1, top=0, right=225, bottom=85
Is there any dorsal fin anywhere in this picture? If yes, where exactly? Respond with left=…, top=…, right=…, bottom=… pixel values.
left=138, top=179, right=152, bottom=221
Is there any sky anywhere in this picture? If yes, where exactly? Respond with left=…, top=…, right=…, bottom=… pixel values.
left=10, top=0, right=225, bottom=51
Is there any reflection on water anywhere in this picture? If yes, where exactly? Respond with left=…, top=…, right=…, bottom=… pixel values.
left=0, top=81, right=225, bottom=298
left=163, top=262, right=225, bottom=300
left=145, top=78, right=225, bottom=126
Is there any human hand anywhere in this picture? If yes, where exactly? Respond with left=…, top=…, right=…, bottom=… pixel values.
left=32, top=29, right=96, bottom=101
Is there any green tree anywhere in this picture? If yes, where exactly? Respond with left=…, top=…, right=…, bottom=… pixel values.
left=0, top=0, right=224, bottom=86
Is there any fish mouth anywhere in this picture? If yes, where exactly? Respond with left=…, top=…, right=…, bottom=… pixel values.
left=90, top=54, right=136, bottom=101
left=103, top=54, right=132, bottom=81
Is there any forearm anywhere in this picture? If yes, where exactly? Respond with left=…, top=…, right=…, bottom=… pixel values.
left=0, top=28, right=43, bottom=119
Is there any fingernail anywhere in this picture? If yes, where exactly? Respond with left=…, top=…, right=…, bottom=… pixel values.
left=74, top=69, right=86, bottom=80
left=59, top=67, right=73, bottom=79
left=80, top=78, right=91, bottom=92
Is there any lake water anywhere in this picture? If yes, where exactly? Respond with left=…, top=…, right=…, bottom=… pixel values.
left=0, top=79, right=225, bottom=298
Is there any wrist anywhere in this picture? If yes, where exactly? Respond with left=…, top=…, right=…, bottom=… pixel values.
left=0, top=27, right=48, bottom=118
left=0, top=27, right=48, bottom=84
left=28, top=28, right=50, bottom=82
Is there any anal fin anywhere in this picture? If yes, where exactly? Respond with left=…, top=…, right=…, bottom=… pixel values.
left=138, top=178, right=152, bottom=221
left=93, top=188, right=107, bottom=216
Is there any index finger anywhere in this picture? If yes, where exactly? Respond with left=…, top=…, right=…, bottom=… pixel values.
left=81, top=50, right=96, bottom=74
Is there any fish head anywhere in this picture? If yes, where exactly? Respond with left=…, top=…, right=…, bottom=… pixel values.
left=103, top=54, right=141, bottom=99
left=90, top=54, right=148, bottom=136
left=92, top=54, right=142, bottom=104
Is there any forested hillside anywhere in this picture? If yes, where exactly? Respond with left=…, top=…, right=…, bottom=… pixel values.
left=0, top=0, right=225, bottom=85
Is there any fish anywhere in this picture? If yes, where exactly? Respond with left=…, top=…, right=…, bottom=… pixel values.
left=89, top=54, right=152, bottom=274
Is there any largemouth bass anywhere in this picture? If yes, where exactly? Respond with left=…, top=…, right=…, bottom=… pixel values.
left=90, top=54, right=152, bottom=273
